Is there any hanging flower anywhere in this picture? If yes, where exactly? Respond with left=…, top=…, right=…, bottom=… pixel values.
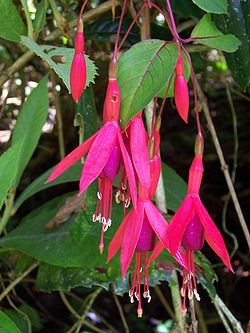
left=107, top=117, right=186, bottom=317
left=70, top=17, right=87, bottom=102
left=150, top=134, right=233, bottom=315
left=47, top=60, right=137, bottom=253
left=174, top=54, right=189, bottom=123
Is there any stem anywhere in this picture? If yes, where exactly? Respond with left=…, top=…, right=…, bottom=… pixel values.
left=189, top=299, right=198, bottom=333
left=59, top=291, right=105, bottom=333
left=80, top=0, right=89, bottom=17
left=0, top=262, right=38, bottom=302
left=154, top=285, right=175, bottom=320
left=20, top=0, right=34, bottom=39
left=51, top=71, right=66, bottom=159
left=48, top=0, right=66, bottom=32
left=170, top=270, right=187, bottom=332
left=213, top=295, right=245, bottom=333
left=114, top=0, right=127, bottom=59
left=46, top=0, right=121, bottom=41
left=194, top=299, right=208, bottom=333
left=213, top=300, right=234, bottom=333
left=0, top=188, right=15, bottom=236
left=112, top=284, right=129, bottom=333
left=221, top=83, right=239, bottom=258
left=165, top=0, right=179, bottom=39
left=196, top=79, right=250, bottom=252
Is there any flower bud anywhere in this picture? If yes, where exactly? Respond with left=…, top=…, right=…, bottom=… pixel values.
left=70, top=17, right=86, bottom=102
left=174, top=55, right=189, bottom=123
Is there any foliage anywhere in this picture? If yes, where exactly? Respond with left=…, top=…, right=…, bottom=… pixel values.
left=0, top=0, right=248, bottom=332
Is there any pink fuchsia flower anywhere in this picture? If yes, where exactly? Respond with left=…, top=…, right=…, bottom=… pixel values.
left=174, top=54, right=189, bottom=123
left=151, top=134, right=233, bottom=316
left=47, top=61, right=137, bottom=253
left=108, top=118, right=186, bottom=317
left=70, top=17, right=87, bottom=102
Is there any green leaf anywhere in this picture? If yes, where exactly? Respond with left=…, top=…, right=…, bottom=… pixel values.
left=0, top=311, right=22, bottom=333
left=0, top=143, right=22, bottom=210
left=170, top=0, right=204, bottom=19
left=192, top=0, right=227, bottom=14
left=21, top=36, right=97, bottom=92
left=75, top=85, right=99, bottom=141
left=33, top=0, right=48, bottom=33
left=0, top=195, right=122, bottom=268
left=191, top=14, right=241, bottom=52
left=0, top=0, right=26, bottom=42
left=157, top=50, right=190, bottom=99
left=162, top=163, right=187, bottom=212
left=13, top=162, right=82, bottom=213
left=195, top=251, right=217, bottom=298
left=12, top=75, right=49, bottom=186
left=118, top=40, right=178, bottom=127
left=214, top=1, right=250, bottom=89
left=36, top=262, right=115, bottom=291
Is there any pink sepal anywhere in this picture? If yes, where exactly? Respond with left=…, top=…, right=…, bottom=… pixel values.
left=46, top=132, right=98, bottom=183
left=193, top=196, right=233, bottom=272
left=79, top=121, right=118, bottom=194
left=130, top=116, right=151, bottom=192
left=121, top=203, right=145, bottom=278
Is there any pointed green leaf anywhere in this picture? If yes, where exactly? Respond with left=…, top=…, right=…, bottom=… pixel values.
left=21, top=36, right=97, bottom=92
left=192, top=14, right=241, bottom=52
left=12, top=76, right=49, bottom=186
left=192, top=0, right=227, bottom=14
left=0, top=143, right=22, bottom=210
left=33, top=0, right=48, bottom=33
left=0, top=311, right=22, bottom=333
left=118, top=40, right=178, bottom=127
left=0, top=0, right=26, bottom=42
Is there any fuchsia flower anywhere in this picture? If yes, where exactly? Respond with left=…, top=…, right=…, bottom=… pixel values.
left=150, top=134, right=233, bottom=315
left=174, top=54, right=189, bottom=123
left=70, top=17, right=87, bottom=102
left=47, top=60, right=137, bottom=253
left=107, top=116, right=186, bottom=317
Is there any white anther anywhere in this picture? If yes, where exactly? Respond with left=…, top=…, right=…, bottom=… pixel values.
left=92, top=214, right=97, bottom=222
left=139, top=267, right=143, bottom=273
left=101, top=216, right=106, bottom=224
left=130, top=296, right=134, bottom=303
left=97, top=192, right=102, bottom=200
left=122, top=183, right=126, bottom=190
left=107, top=218, right=112, bottom=228
left=96, top=213, right=101, bottom=221
left=103, top=223, right=109, bottom=232
left=134, top=292, right=139, bottom=301
left=124, top=198, right=130, bottom=208
left=194, top=289, right=201, bottom=301
left=148, top=295, right=151, bottom=303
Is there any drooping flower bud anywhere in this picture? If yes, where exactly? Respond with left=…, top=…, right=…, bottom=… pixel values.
left=70, top=17, right=86, bottom=102
left=174, top=54, right=189, bottom=123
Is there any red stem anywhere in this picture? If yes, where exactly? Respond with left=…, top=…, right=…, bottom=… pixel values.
left=181, top=46, right=202, bottom=135
left=165, top=0, right=179, bottom=40
left=79, top=0, right=88, bottom=17
left=114, top=0, right=128, bottom=59
left=117, top=3, right=146, bottom=52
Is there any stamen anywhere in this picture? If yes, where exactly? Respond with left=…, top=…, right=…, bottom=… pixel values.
left=122, top=183, right=126, bottom=190
left=188, top=289, right=193, bottom=300
left=180, top=286, right=185, bottom=298
left=134, top=292, right=139, bottom=301
left=194, top=289, right=200, bottom=301
left=115, top=190, right=121, bottom=204
left=96, top=213, right=102, bottom=221
left=92, top=214, right=97, bottom=222
left=97, top=191, right=102, bottom=200
left=124, top=198, right=130, bottom=208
